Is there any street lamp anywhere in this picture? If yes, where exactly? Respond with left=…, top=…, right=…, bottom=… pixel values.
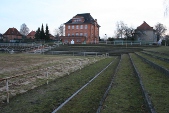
left=126, top=37, right=127, bottom=48
left=105, top=34, right=107, bottom=44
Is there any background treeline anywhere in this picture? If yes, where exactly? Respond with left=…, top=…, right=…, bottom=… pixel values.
left=35, top=24, right=50, bottom=40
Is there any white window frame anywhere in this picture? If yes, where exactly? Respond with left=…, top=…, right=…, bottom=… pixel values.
left=84, top=33, right=88, bottom=37
left=76, top=25, right=79, bottom=29
left=77, top=39, right=81, bottom=42
left=72, top=25, right=74, bottom=29
left=85, top=25, right=88, bottom=29
left=76, top=33, right=79, bottom=36
left=68, top=26, right=70, bottom=29
left=80, top=25, right=83, bottom=29
left=68, top=33, right=70, bottom=36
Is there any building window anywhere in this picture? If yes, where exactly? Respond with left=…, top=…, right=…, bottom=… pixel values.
left=80, top=33, right=83, bottom=36
left=84, top=33, right=88, bottom=37
left=68, top=26, right=70, bottom=29
left=68, top=33, right=70, bottom=36
left=76, top=33, right=79, bottom=36
left=80, top=25, right=83, bottom=29
left=72, top=33, right=74, bottom=36
left=77, top=39, right=81, bottom=42
left=64, top=39, right=68, bottom=43
left=72, top=25, right=74, bottom=29
left=85, top=25, right=88, bottom=29
left=76, top=25, right=79, bottom=29
left=73, top=19, right=81, bottom=22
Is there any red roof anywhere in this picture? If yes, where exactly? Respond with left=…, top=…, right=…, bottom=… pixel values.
left=27, top=31, right=36, bottom=36
left=3, top=28, right=22, bottom=36
left=137, top=21, right=154, bottom=30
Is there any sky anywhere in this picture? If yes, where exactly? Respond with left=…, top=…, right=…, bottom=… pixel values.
left=0, top=0, right=169, bottom=38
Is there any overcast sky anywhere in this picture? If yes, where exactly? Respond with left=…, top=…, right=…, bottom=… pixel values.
left=0, top=0, right=168, bottom=38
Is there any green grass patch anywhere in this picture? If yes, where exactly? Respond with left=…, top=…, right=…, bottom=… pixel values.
left=142, top=51, right=169, bottom=59
left=136, top=52, right=169, bottom=69
left=130, top=53, right=169, bottom=113
left=57, top=57, right=120, bottom=113
left=144, top=46, right=169, bottom=53
left=101, top=54, right=147, bottom=113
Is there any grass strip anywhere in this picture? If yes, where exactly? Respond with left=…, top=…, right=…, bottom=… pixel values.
left=130, top=53, right=169, bottom=113
left=57, top=57, right=120, bottom=113
left=101, top=54, right=147, bottom=113
left=136, top=52, right=169, bottom=69
left=144, top=46, right=169, bottom=54
left=142, top=51, right=169, bottom=59
left=0, top=57, right=116, bottom=113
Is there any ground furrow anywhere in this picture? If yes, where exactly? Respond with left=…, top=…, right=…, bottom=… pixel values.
left=130, top=53, right=169, bottom=113
left=100, top=54, right=148, bottom=113
left=55, top=57, right=120, bottom=113
left=136, top=52, right=169, bottom=70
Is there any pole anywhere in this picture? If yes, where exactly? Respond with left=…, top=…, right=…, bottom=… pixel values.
left=6, top=79, right=9, bottom=103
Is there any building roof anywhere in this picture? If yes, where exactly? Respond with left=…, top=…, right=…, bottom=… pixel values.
left=27, top=30, right=36, bottom=36
left=3, top=27, right=22, bottom=36
left=50, top=34, right=54, bottom=37
left=65, top=13, right=100, bottom=27
left=136, top=21, right=154, bottom=30
left=0, top=33, right=3, bottom=37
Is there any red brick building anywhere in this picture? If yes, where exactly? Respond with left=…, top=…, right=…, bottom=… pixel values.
left=27, top=30, right=36, bottom=39
left=60, top=13, right=100, bottom=44
left=3, top=28, right=22, bottom=42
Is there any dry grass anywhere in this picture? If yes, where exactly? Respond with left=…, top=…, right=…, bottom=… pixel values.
left=0, top=53, right=103, bottom=103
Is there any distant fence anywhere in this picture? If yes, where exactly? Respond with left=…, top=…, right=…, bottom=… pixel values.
left=0, top=43, right=42, bottom=47
left=99, top=41, right=157, bottom=45
left=48, top=51, right=109, bottom=57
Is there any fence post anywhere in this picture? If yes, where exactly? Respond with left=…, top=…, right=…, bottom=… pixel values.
left=80, top=61, right=82, bottom=70
left=67, top=64, right=70, bottom=75
left=6, top=79, right=9, bottom=103
left=46, top=71, right=49, bottom=85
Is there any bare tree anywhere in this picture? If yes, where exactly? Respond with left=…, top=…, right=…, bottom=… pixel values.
left=58, top=24, right=65, bottom=36
left=155, top=23, right=167, bottom=41
left=54, top=29, right=60, bottom=40
left=115, top=21, right=135, bottom=39
left=20, top=23, right=29, bottom=36
left=115, top=21, right=126, bottom=38
left=54, top=24, right=65, bottom=37
left=164, top=0, right=169, bottom=16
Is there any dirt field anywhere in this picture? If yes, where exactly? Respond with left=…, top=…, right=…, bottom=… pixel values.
left=0, top=53, right=102, bottom=103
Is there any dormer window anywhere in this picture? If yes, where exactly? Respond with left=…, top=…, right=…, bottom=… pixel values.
left=72, top=17, right=83, bottom=23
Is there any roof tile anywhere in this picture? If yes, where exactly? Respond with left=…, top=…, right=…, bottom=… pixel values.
left=137, top=21, right=154, bottom=30
left=3, top=28, right=22, bottom=36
